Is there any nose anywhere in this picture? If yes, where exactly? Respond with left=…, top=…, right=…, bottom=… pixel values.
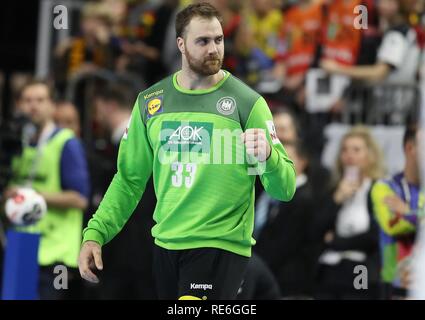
left=207, top=42, right=218, bottom=55
left=29, top=101, right=37, bottom=113
left=345, top=153, right=357, bottom=164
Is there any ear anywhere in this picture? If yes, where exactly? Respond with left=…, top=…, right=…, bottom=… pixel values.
left=48, top=100, right=56, bottom=114
left=405, top=141, right=413, bottom=154
left=177, top=37, right=185, bottom=55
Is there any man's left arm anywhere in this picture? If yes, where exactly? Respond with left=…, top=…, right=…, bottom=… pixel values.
left=40, top=137, right=90, bottom=210
left=242, top=96, right=296, bottom=201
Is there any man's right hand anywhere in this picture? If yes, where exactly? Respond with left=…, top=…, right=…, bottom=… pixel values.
left=78, top=240, right=103, bottom=283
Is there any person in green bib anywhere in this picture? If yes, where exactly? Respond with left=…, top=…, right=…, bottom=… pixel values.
left=79, top=2, right=296, bottom=300
left=4, top=80, right=90, bottom=299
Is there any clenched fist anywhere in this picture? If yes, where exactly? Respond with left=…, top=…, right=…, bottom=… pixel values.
left=241, top=128, right=271, bottom=162
left=78, top=241, right=103, bottom=283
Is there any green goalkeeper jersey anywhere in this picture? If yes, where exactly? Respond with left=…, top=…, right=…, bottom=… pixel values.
left=83, top=70, right=296, bottom=257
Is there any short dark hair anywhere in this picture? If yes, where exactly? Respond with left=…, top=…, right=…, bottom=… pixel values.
left=403, top=124, right=418, bottom=146
left=95, top=84, right=135, bottom=110
left=18, top=79, right=54, bottom=101
left=175, top=2, right=222, bottom=38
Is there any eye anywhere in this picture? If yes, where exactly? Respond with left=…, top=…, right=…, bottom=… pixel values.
left=198, top=38, right=208, bottom=45
left=215, top=36, right=223, bottom=44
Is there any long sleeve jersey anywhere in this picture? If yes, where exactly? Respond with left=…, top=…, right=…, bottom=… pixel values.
left=83, top=70, right=296, bottom=257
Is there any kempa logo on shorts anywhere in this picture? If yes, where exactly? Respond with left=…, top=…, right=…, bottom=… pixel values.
left=216, top=97, right=236, bottom=115
left=190, top=283, right=213, bottom=290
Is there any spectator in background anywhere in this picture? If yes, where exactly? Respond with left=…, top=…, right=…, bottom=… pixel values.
left=88, top=84, right=156, bottom=299
left=356, top=0, right=381, bottom=66
left=55, top=101, right=81, bottom=137
left=411, top=0, right=425, bottom=48
left=298, top=0, right=364, bottom=116
left=235, top=0, right=283, bottom=85
left=273, top=0, right=323, bottom=97
left=101, top=0, right=129, bottom=37
left=371, top=125, right=424, bottom=299
left=255, top=140, right=318, bottom=298
left=272, top=0, right=370, bottom=157
left=120, top=0, right=181, bottom=85
left=94, top=85, right=133, bottom=145
left=269, top=107, right=331, bottom=200
left=315, top=126, right=384, bottom=300
left=4, top=80, right=90, bottom=299
left=321, top=0, right=421, bottom=85
left=12, top=77, right=34, bottom=117
left=54, top=2, right=122, bottom=94
left=254, top=107, right=299, bottom=237
left=272, top=107, right=300, bottom=144
left=320, top=0, right=363, bottom=69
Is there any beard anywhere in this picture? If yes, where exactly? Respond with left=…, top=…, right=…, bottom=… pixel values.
left=185, top=48, right=223, bottom=76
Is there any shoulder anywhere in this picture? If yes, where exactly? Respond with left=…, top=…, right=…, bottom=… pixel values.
left=138, top=75, right=172, bottom=102
left=51, top=127, right=75, bottom=143
left=386, top=24, right=411, bottom=37
left=63, top=136, right=83, bottom=150
left=136, top=74, right=173, bottom=120
left=62, top=135, right=85, bottom=159
left=381, top=25, right=416, bottom=48
left=225, top=74, right=261, bottom=102
left=225, top=74, right=263, bottom=126
left=370, top=177, right=396, bottom=198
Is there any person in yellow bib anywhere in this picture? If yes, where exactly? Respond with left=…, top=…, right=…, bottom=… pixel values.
left=4, top=80, right=90, bottom=300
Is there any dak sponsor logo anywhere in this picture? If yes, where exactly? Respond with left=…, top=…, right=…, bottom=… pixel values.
left=161, top=121, right=213, bottom=153
left=216, top=96, right=236, bottom=115
left=266, top=120, right=280, bottom=145
left=146, top=96, right=163, bottom=118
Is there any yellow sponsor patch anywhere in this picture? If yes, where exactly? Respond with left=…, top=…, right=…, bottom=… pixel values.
left=146, top=96, right=163, bottom=118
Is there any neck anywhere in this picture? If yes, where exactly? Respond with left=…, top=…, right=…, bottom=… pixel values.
left=34, top=120, right=54, bottom=142
left=36, top=120, right=53, bottom=135
left=85, top=35, right=97, bottom=47
left=388, top=14, right=405, bottom=27
left=178, top=64, right=224, bottom=90
left=404, top=164, right=419, bottom=186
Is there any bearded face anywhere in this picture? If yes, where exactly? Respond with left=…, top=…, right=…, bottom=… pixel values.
left=179, top=16, right=224, bottom=77
left=185, top=44, right=223, bottom=76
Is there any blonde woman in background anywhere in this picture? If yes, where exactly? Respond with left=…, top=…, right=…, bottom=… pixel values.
left=314, top=126, right=385, bottom=299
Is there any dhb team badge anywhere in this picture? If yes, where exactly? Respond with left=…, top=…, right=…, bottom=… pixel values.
left=216, top=97, right=236, bottom=115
